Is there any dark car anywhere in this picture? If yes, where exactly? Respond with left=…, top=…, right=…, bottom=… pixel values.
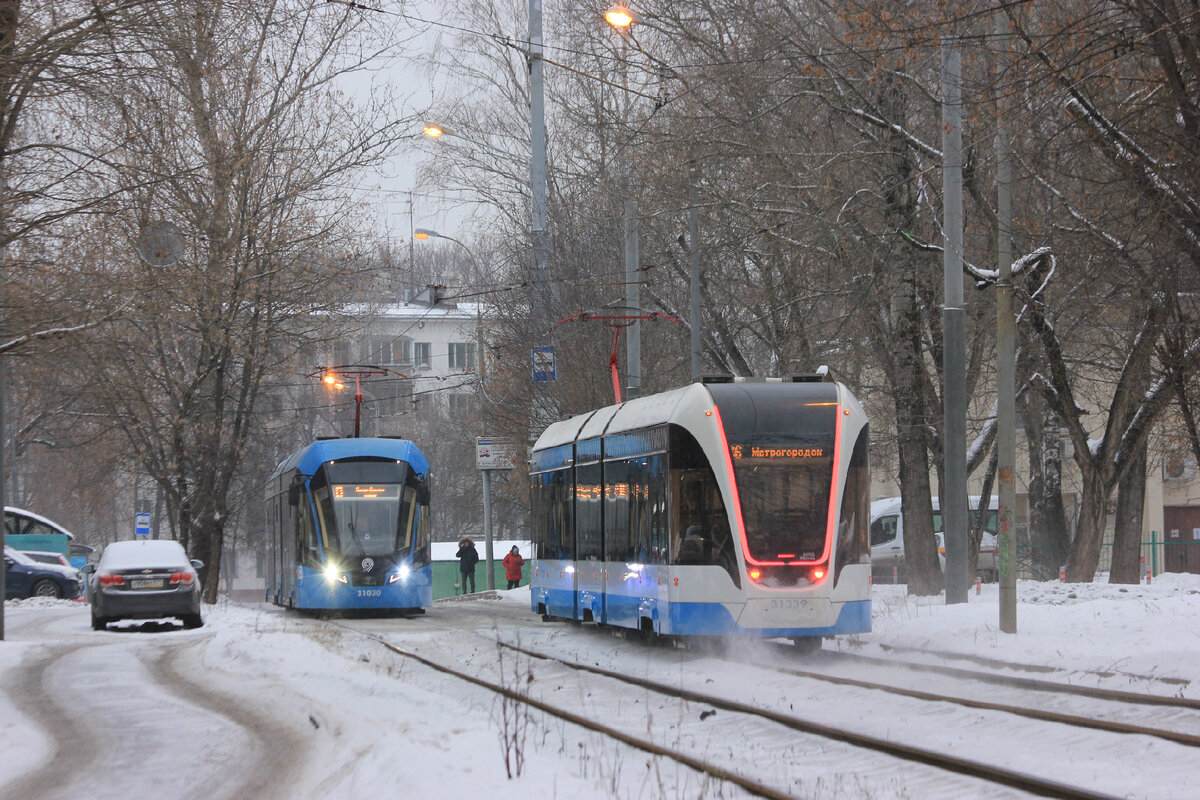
left=82, top=539, right=204, bottom=630
left=4, top=546, right=83, bottom=599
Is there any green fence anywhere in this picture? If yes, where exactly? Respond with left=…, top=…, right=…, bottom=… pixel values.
left=432, top=561, right=527, bottom=600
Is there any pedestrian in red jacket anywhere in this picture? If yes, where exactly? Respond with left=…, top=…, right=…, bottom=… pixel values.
left=502, top=546, right=525, bottom=589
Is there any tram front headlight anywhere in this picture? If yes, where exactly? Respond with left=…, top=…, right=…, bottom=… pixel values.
left=388, top=564, right=411, bottom=584
left=323, top=563, right=348, bottom=584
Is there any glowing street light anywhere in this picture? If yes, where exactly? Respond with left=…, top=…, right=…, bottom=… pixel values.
left=605, top=5, right=635, bottom=29
left=422, top=123, right=447, bottom=138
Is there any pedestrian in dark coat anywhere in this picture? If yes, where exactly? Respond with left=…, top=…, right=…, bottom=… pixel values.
left=456, top=537, right=480, bottom=594
left=502, top=546, right=525, bottom=589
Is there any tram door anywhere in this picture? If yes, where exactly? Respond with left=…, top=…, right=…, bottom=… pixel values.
left=575, top=456, right=605, bottom=623
left=279, top=476, right=300, bottom=603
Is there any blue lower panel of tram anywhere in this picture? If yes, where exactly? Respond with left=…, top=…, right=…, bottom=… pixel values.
left=294, top=564, right=432, bottom=610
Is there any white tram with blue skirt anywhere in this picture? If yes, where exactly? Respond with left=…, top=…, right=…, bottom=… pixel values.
left=265, top=438, right=433, bottom=612
left=529, top=376, right=871, bottom=649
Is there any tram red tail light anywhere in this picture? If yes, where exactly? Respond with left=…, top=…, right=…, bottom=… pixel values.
left=811, top=568, right=826, bottom=581
left=748, top=568, right=763, bottom=581
left=99, top=573, right=125, bottom=586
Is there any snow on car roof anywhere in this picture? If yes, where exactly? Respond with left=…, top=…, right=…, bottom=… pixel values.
left=4, top=545, right=35, bottom=564
left=5, top=545, right=78, bottom=578
left=98, top=539, right=190, bottom=568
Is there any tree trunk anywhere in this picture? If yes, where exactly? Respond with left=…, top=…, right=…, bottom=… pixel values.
left=1024, top=400, right=1071, bottom=580
left=970, top=446, right=998, bottom=580
left=1110, top=439, right=1147, bottom=584
left=1065, top=470, right=1108, bottom=581
left=893, top=288, right=942, bottom=595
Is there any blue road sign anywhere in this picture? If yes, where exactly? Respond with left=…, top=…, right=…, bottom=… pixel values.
left=135, top=512, right=151, bottom=537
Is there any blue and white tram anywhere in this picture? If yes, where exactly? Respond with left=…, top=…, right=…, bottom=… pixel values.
left=529, top=376, right=871, bottom=647
left=265, top=438, right=433, bottom=612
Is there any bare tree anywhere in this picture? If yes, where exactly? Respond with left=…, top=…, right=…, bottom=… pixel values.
left=58, top=0, right=422, bottom=599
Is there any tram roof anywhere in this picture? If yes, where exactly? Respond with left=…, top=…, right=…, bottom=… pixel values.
left=532, top=379, right=852, bottom=454
left=533, top=383, right=703, bottom=451
left=271, top=437, right=430, bottom=480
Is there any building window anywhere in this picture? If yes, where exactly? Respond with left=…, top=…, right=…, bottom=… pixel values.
left=449, top=342, right=476, bottom=371
left=363, top=335, right=404, bottom=366
left=413, top=342, right=431, bottom=369
left=447, top=392, right=477, bottom=416
left=376, top=379, right=413, bottom=417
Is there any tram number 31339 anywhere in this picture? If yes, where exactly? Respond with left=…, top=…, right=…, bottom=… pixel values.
left=769, top=598, right=808, bottom=610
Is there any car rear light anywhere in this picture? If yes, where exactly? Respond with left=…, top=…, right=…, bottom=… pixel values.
left=99, top=573, right=125, bottom=586
left=170, top=571, right=196, bottom=585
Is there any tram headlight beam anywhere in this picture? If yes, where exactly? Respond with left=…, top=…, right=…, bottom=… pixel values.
left=388, top=564, right=411, bottom=584
left=324, top=563, right=348, bottom=584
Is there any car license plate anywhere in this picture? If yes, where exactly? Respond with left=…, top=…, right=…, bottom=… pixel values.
left=131, top=578, right=164, bottom=589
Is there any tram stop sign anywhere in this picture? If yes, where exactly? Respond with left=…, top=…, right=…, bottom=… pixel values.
left=476, top=437, right=517, bottom=471
left=531, top=346, right=556, bottom=382
left=135, top=512, right=151, bottom=537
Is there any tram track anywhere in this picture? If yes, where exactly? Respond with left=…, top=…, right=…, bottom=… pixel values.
left=872, top=642, right=1193, bottom=687
left=486, top=635, right=1129, bottom=800
left=745, top=647, right=1200, bottom=749
left=807, top=647, right=1200, bottom=710
left=354, top=629, right=802, bottom=800
left=340, top=612, right=1128, bottom=800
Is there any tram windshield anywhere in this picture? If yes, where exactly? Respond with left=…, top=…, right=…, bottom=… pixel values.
left=711, top=383, right=837, bottom=563
left=315, top=461, right=419, bottom=558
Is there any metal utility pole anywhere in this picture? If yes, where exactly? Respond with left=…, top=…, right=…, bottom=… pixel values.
left=529, top=0, right=553, bottom=428
left=0, top=329, right=6, bottom=640
left=942, top=40, right=969, bottom=605
left=624, top=199, right=640, bottom=399
left=482, top=468, right=495, bottom=590
left=996, top=14, right=1018, bottom=632
left=689, top=165, right=702, bottom=382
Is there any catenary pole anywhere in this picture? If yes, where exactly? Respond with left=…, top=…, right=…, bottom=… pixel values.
left=482, top=468, right=494, bottom=590
left=996, top=13, right=1018, bottom=631
left=689, top=165, right=701, bottom=382
left=529, top=0, right=552, bottom=430
left=942, top=40, right=969, bottom=605
left=624, top=199, right=640, bottom=399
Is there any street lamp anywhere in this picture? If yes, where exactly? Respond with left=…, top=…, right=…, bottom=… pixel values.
left=421, top=123, right=510, bottom=159
left=605, top=6, right=635, bottom=29
left=412, top=228, right=501, bottom=588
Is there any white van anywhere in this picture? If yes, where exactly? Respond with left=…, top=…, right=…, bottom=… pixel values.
left=870, top=496, right=999, bottom=581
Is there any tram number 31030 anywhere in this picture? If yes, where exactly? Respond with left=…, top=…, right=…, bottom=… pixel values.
left=357, top=589, right=383, bottom=598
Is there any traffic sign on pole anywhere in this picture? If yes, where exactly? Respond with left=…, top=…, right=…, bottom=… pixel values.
left=135, top=512, right=151, bottom=537
left=531, top=346, right=556, bottom=382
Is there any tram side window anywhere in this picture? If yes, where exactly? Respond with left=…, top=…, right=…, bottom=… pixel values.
left=532, top=468, right=572, bottom=559
left=604, top=459, right=633, bottom=561
left=625, top=454, right=667, bottom=565
left=576, top=462, right=603, bottom=561
left=647, top=454, right=668, bottom=564
left=399, top=486, right=418, bottom=553
left=412, top=493, right=431, bottom=567
left=835, top=426, right=871, bottom=583
left=668, top=427, right=737, bottom=581
left=311, top=483, right=336, bottom=564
